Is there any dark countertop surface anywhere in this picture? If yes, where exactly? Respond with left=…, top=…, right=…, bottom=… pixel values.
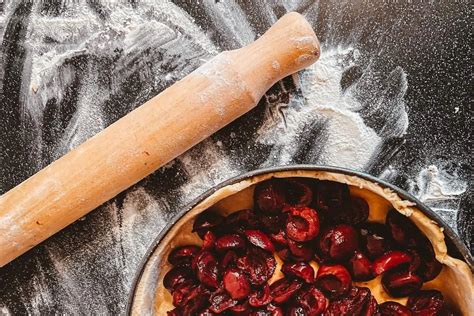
left=0, top=1, right=471, bottom=315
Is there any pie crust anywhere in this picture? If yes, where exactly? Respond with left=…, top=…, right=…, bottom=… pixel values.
left=130, top=170, right=474, bottom=316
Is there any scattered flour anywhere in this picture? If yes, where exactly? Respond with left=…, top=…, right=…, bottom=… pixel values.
left=178, top=140, right=240, bottom=200
left=409, top=165, right=468, bottom=232
left=256, top=46, right=383, bottom=169
left=0, top=306, right=12, bottom=316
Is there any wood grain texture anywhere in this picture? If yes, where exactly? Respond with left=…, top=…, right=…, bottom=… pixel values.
left=0, top=12, right=320, bottom=267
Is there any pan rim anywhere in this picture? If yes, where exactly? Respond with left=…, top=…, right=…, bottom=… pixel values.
left=126, top=164, right=473, bottom=315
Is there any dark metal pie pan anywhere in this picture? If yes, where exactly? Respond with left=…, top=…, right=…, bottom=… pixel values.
left=127, top=165, right=473, bottom=314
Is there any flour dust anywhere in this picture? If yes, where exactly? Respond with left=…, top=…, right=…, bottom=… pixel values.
left=408, top=165, right=468, bottom=233
left=255, top=46, right=407, bottom=170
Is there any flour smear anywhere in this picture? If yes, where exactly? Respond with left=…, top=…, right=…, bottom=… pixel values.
left=256, top=46, right=387, bottom=169
left=409, top=165, right=468, bottom=232
left=0, top=306, right=12, bottom=316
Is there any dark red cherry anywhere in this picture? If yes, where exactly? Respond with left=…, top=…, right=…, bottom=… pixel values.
left=237, top=248, right=276, bottom=286
left=382, top=270, right=422, bottom=298
left=215, top=234, right=247, bottom=252
left=325, top=286, right=371, bottom=316
left=276, top=247, right=291, bottom=261
left=209, top=289, right=238, bottom=313
left=347, top=196, right=370, bottom=225
left=417, top=259, right=442, bottom=282
left=252, top=308, right=281, bottom=316
left=245, top=230, right=275, bottom=252
left=265, top=303, right=284, bottom=316
left=202, top=231, right=216, bottom=250
left=167, top=308, right=182, bottom=316
left=251, top=307, right=281, bottom=316
left=198, top=309, right=215, bottom=316
left=313, top=181, right=351, bottom=215
left=281, top=262, right=315, bottom=283
left=223, top=268, right=251, bottom=300
left=348, top=251, right=374, bottom=281
left=254, top=180, right=287, bottom=213
left=168, top=245, right=201, bottom=266
left=373, top=251, right=412, bottom=275
left=285, top=206, right=320, bottom=242
left=295, top=285, right=329, bottom=315
left=287, top=306, right=307, bottom=316
left=171, top=283, right=209, bottom=315
left=386, top=210, right=419, bottom=247
left=411, top=238, right=442, bottom=282
left=192, top=251, right=220, bottom=288
left=407, top=249, right=422, bottom=273
left=329, top=196, right=370, bottom=226
left=226, top=209, right=260, bottom=233
left=193, top=212, right=224, bottom=238
left=270, top=277, right=303, bottom=304
left=255, top=179, right=314, bottom=214
left=222, top=251, right=238, bottom=269
left=315, top=264, right=352, bottom=299
left=416, top=247, right=442, bottom=282
left=270, top=230, right=288, bottom=248
left=172, top=282, right=196, bottom=307
left=180, top=285, right=210, bottom=315
left=249, top=284, right=273, bottom=307
left=163, top=267, right=194, bottom=292
left=287, top=239, right=314, bottom=262
left=260, top=214, right=286, bottom=234
left=229, top=301, right=252, bottom=315
left=360, top=223, right=393, bottom=259
left=363, top=295, right=379, bottom=316
left=284, top=178, right=313, bottom=206
left=407, top=290, right=447, bottom=316
left=319, top=224, right=359, bottom=261
left=379, top=301, right=412, bottom=316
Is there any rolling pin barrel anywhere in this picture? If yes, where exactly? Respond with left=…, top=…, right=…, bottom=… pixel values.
left=0, top=12, right=320, bottom=267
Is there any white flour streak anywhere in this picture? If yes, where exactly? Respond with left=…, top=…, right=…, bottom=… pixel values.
left=0, top=306, right=12, bottom=316
left=118, top=188, right=169, bottom=281
left=202, top=0, right=255, bottom=47
left=122, top=21, right=176, bottom=55
left=26, top=4, right=102, bottom=118
left=178, top=140, right=240, bottom=201
left=23, top=262, right=56, bottom=315
left=256, top=46, right=382, bottom=169
left=409, top=165, right=468, bottom=231
left=55, top=66, right=105, bottom=156
left=26, top=1, right=218, bottom=137
left=412, top=165, right=468, bottom=201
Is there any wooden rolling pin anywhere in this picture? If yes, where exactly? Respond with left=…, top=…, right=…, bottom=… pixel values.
left=0, top=12, right=320, bottom=267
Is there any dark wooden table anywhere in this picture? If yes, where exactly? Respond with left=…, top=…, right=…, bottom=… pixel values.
left=0, top=1, right=471, bottom=314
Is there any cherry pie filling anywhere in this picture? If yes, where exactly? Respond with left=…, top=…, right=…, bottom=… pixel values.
left=163, top=178, right=455, bottom=315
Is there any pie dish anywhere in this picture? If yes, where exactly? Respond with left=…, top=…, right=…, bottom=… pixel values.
left=127, top=166, right=473, bottom=315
